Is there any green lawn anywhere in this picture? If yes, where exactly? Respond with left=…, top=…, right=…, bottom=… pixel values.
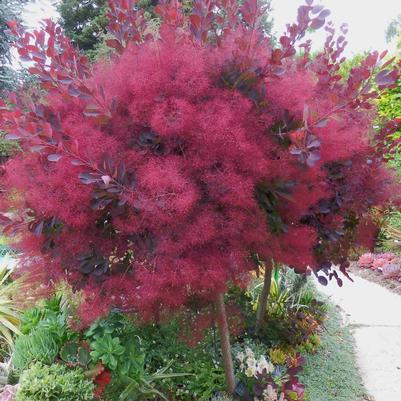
left=299, top=300, right=368, bottom=401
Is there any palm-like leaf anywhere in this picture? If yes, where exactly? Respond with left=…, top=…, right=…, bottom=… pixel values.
left=0, top=257, right=22, bottom=346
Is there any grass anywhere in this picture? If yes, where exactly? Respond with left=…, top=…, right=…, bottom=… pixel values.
left=299, top=300, right=368, bottom=401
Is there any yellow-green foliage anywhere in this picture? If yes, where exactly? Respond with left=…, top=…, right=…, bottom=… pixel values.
left=0, top=131, right=19, bottom=157
left=377, top=209, right=401, bottom=253
left=377, top=55, right=401, bottom=173
left=378, top=78, right=401, bottom=121
left=15, top=363, right=94, bottom=401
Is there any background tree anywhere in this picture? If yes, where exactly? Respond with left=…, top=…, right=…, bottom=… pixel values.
left=1, top=0, right=400, bottom=394
left=0, top=0, right=27, bottom=91
left=57, top=0, right=274, bottom=57
left=57, top=0, right=109, bottom=55
left=386, top=14, right=401, bottom=48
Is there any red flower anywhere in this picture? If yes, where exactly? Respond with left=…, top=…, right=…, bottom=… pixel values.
left=93, top=370, right=112, bottom=398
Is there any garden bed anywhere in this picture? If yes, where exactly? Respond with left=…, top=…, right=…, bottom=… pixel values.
left=350, top=264, right=401, bottom=296
left=351, top=254, right=401, bottom=296
left=0, top=266, right=372, bottom=401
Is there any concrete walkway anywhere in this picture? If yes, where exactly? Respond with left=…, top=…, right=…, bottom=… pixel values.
left=317, top=273, right=401, bottom=401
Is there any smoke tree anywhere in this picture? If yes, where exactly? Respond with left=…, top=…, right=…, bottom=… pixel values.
left=1, top=0, right=401, bottom=393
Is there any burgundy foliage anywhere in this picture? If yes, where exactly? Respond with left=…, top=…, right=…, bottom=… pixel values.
left=0, top=0, right=401, bottom=322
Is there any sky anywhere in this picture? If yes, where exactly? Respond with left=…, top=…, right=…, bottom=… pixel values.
left=20, top=0, right=401, bottom=59
left=270, top=0, right=401, bottom=57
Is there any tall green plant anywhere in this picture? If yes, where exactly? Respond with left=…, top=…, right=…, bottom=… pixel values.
left=0, top=257, right=22, bottom=346
left=119, top=361, right=190, bottom=401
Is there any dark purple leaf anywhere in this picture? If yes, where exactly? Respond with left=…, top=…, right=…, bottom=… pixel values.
left=306, top=150, right=320, bottom=166
left=273, top=66, right=286, bottom=76
left=79, top=172, right=100, bottom=185
left=318, top=9, right=331, bottom=19
left=106, top=187, right=121, bottom=193
left=315, top=118, right=329, bottom=128
left=4, top=134, right=20, bottom=140
left=311, top=5, right=323, bottom=13
left=30, top=145, right=46, bottom=152
left=307, top=139, right=321, bottom=149
left=310, top=18, right=325, bottom=30
left=47, top=154, right=62, bottom=162
left=31, top=51, right=46, bottom=62
left=33, top=220, right=44, bottom=236
left=68, top=86, right=81, bottom=97
left=376, top=70, right=397, bottom=86
left=290, top=148, right=303, bottom=156
left=0, top=214, right=12, bottom=225
left=71, top=159, right=85, bottom=166
left=79, top=262, right=94, bottom=274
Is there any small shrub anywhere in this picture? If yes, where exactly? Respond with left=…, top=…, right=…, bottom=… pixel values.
left=12, top=295, right=74, bottom=372
left=88, top=312, right=225, bottom=401
left=12, top=327, right=60, bottom=371
left=89, top=334, right=125, bottom=371
left=235, top=346, right=305, bottom=401
left=15, top=362, right=94, bottom=401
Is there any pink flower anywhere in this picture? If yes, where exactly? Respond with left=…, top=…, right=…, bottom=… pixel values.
left=0, top=385, right=19, bottom=401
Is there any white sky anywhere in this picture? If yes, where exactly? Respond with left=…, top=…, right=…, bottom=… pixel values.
left=271, top=0, right=401, bottom=57
left=20, top=0, right=401, bottom=58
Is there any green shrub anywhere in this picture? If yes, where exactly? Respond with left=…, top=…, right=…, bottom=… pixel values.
left=12, top=326, right=60, bottom=371
left=15, top=362, right=94, bottom=401
left=377, top=209, right=401, bottom=253
left=0, top=132, right=19, bottom=157
left=377, top=64, right=401, bottom=172
left=87, top=312, right=225, bottom=401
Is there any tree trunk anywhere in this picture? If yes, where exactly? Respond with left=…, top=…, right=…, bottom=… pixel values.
left=215, top=292, right=236, bottom=394
left=255, top=263, right=273, bottom=335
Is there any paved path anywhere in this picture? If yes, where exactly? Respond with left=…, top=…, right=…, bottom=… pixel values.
left=317, top=273, right=401, bottom=401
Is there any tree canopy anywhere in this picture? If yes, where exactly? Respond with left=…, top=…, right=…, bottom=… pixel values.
left=2, top=0, right=400, bottom=324
left=386, top=14, right=401, bottom=47
left=57, top=0, right=109, bottom=54
left=0, top=0, right=26, bottom=91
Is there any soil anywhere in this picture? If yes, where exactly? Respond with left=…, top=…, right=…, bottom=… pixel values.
left=349, top=262, right=401, bottom=296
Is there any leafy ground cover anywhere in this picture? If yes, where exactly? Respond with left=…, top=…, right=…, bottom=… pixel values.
left=300, top=300, right=368, bottom=401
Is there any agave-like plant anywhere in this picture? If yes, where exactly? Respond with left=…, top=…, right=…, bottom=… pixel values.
left=0, top=256, right=22, bottom=346
left=119, top=359, right=191, bottom=401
